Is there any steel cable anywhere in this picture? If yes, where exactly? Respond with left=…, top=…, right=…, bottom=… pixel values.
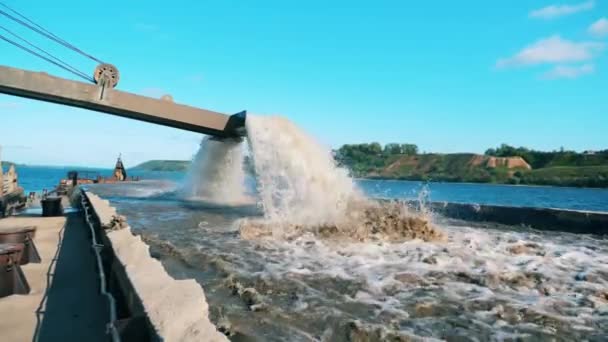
left=0, top=33, right=94, bottom=82
left=0, top=2, right=104, bottom=64
left=0, top=25, right=93, bottom=82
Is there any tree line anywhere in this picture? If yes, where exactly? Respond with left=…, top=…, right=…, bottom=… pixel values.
left=485, top=144, right=608, bottom=169
left=336, top=143, right=418, bottom=157
left=334, top=142, right=608, bottom=169
left=333, top=143, right=419, bottom=175
left=332, top=142, right=608, bottom=187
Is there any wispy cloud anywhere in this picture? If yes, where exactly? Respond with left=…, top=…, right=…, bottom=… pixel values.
left=529, top=1, right=594, bottom=20
left=169, top=134, right=201, bottom=144
left=140, top=87, right=170, bottom=99
left=588, top=18, right=608, bottom=37
left=187, top=74, right=204, bottom=84
left=134, top=22, right=158, bottom=32
left=133, top=22, right=170, bottom=40
left=496, top=35, right=604, bottom=67
left=542, top=63, right=595, bottom=79
left=1, top=145, right=32, bottom=150
left=0, top=101, right=22, bottom=110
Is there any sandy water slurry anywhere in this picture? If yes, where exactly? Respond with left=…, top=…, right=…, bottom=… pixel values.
left=89, top=115, right=607, bottom=340
left=88, top=181, right=608, bottom=341
left=244, top=115, right=359, bottom=228
left=240, top=115, right=441, bottom=242
left=182, top=137, right=250, bottom=205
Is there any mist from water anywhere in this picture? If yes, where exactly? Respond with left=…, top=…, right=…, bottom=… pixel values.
left=241, top=115, right=440, bottom=242
left=182, top=136, right=250, bottom=205
left=182, top=114, right=439, bottom=241
left=245, top=115, right=360, bottom=226
left=96, top=115, right=608, bottom=340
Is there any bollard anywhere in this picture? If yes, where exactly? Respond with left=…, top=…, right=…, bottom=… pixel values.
left=0, top=226, right=40, bottom=264
left=0, top=243, right=30, bottom=297
left=41, top=196, right=63, bottom=217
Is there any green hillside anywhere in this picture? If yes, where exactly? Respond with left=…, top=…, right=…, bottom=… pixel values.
left=133, top=160, right=191, bottom=172
left=517, top=166, right=608, bottom=188
left=485, top=144, right=608, bottom=168
left=132, top=144, right=608, bottom=188
left=134, top=156, right=255, bottom=173
left=335, top=143, right=608, bottom=188
left=374, top=153, right=520, bottom=183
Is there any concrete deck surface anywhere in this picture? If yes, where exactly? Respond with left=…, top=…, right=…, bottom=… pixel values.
left=0, top=212, right=107, bottom=341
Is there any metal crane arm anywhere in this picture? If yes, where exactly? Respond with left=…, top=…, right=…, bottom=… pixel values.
left=0, top=65, right=246, bottom=138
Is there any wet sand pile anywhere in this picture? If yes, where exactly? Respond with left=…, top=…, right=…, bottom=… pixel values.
left=335, top=320, right=436, bottom=342
left=341, top=199, right=444, bottom=242
left=239, top=199, right=444, bottom=242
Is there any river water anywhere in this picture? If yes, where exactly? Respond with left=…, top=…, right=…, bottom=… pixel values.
left=12, top=165, right=608, bottom=212
left=8, top=154, right=608, bottom=340
left=86, top=180, right=608, bottom=341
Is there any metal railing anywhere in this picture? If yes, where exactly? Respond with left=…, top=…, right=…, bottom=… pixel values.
left=80, top=190, right=120, bottom=341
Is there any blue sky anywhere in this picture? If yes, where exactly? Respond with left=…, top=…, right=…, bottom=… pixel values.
left=1, top=0, right=607, bottom=167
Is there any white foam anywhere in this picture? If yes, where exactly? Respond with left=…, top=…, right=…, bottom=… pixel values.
left=183, top=137, right=249, bottom=205
left=226, top=222, right=608, bottom=338
left=87, top=180, right=177, bottom=198
left=245, top=115, right=360, bottom=228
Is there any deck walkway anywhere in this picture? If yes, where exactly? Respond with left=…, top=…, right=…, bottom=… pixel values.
left=0, top=212, right=107, bottom=341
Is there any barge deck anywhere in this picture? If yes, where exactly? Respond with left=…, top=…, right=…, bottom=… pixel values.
left=0, top=212, right=107, bottom=341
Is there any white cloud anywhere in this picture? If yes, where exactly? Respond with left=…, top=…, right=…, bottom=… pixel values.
left=542, top=63, right=595, bottom=79
left=140, top=87, right=171, bottom=99
left=1, top=145, right=32, bottom=150
left=496, top=35, right=604, bottom=67
left=134, top=22, right=158, bottom=32
left=187, top=74, right=204, bottom=83
left=588, top=18, right=608, bottom=37
left=529, top=1, right=594, bottom=19
left=0, top=102, right=21, bottom=110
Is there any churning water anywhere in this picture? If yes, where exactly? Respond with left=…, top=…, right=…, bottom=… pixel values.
left=245, top=115, right=358, bottom=227
left=242, top=115, right=441, bottom=242
left=182, top=136, right=251, bottom=205
left=87, top=115, right=607, bottom=341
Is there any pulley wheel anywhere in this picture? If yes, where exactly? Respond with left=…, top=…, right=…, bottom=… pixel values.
left=94, top=63, right=120, bottom=88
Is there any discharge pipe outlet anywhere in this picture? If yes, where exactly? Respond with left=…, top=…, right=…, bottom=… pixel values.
left=223, top=110, right=247, bottom=138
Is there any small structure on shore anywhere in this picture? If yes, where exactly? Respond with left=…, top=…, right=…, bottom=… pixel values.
left=0, top=148, right=26, bottom=217
left=58, top=155, right=140, bottom=192
left=112, top=155, right=127, bottom=181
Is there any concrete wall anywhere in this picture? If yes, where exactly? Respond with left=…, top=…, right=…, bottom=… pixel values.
left=409, top=200, right=608, bottom=235
left=84, top=191, right=227, bottom=342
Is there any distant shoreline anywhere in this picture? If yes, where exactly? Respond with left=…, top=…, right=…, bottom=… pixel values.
left=8, top=158, right=608, bottom=190
left=133, top=158, right=608, bottom=189
left=355, top=177, right=608, bottom=190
